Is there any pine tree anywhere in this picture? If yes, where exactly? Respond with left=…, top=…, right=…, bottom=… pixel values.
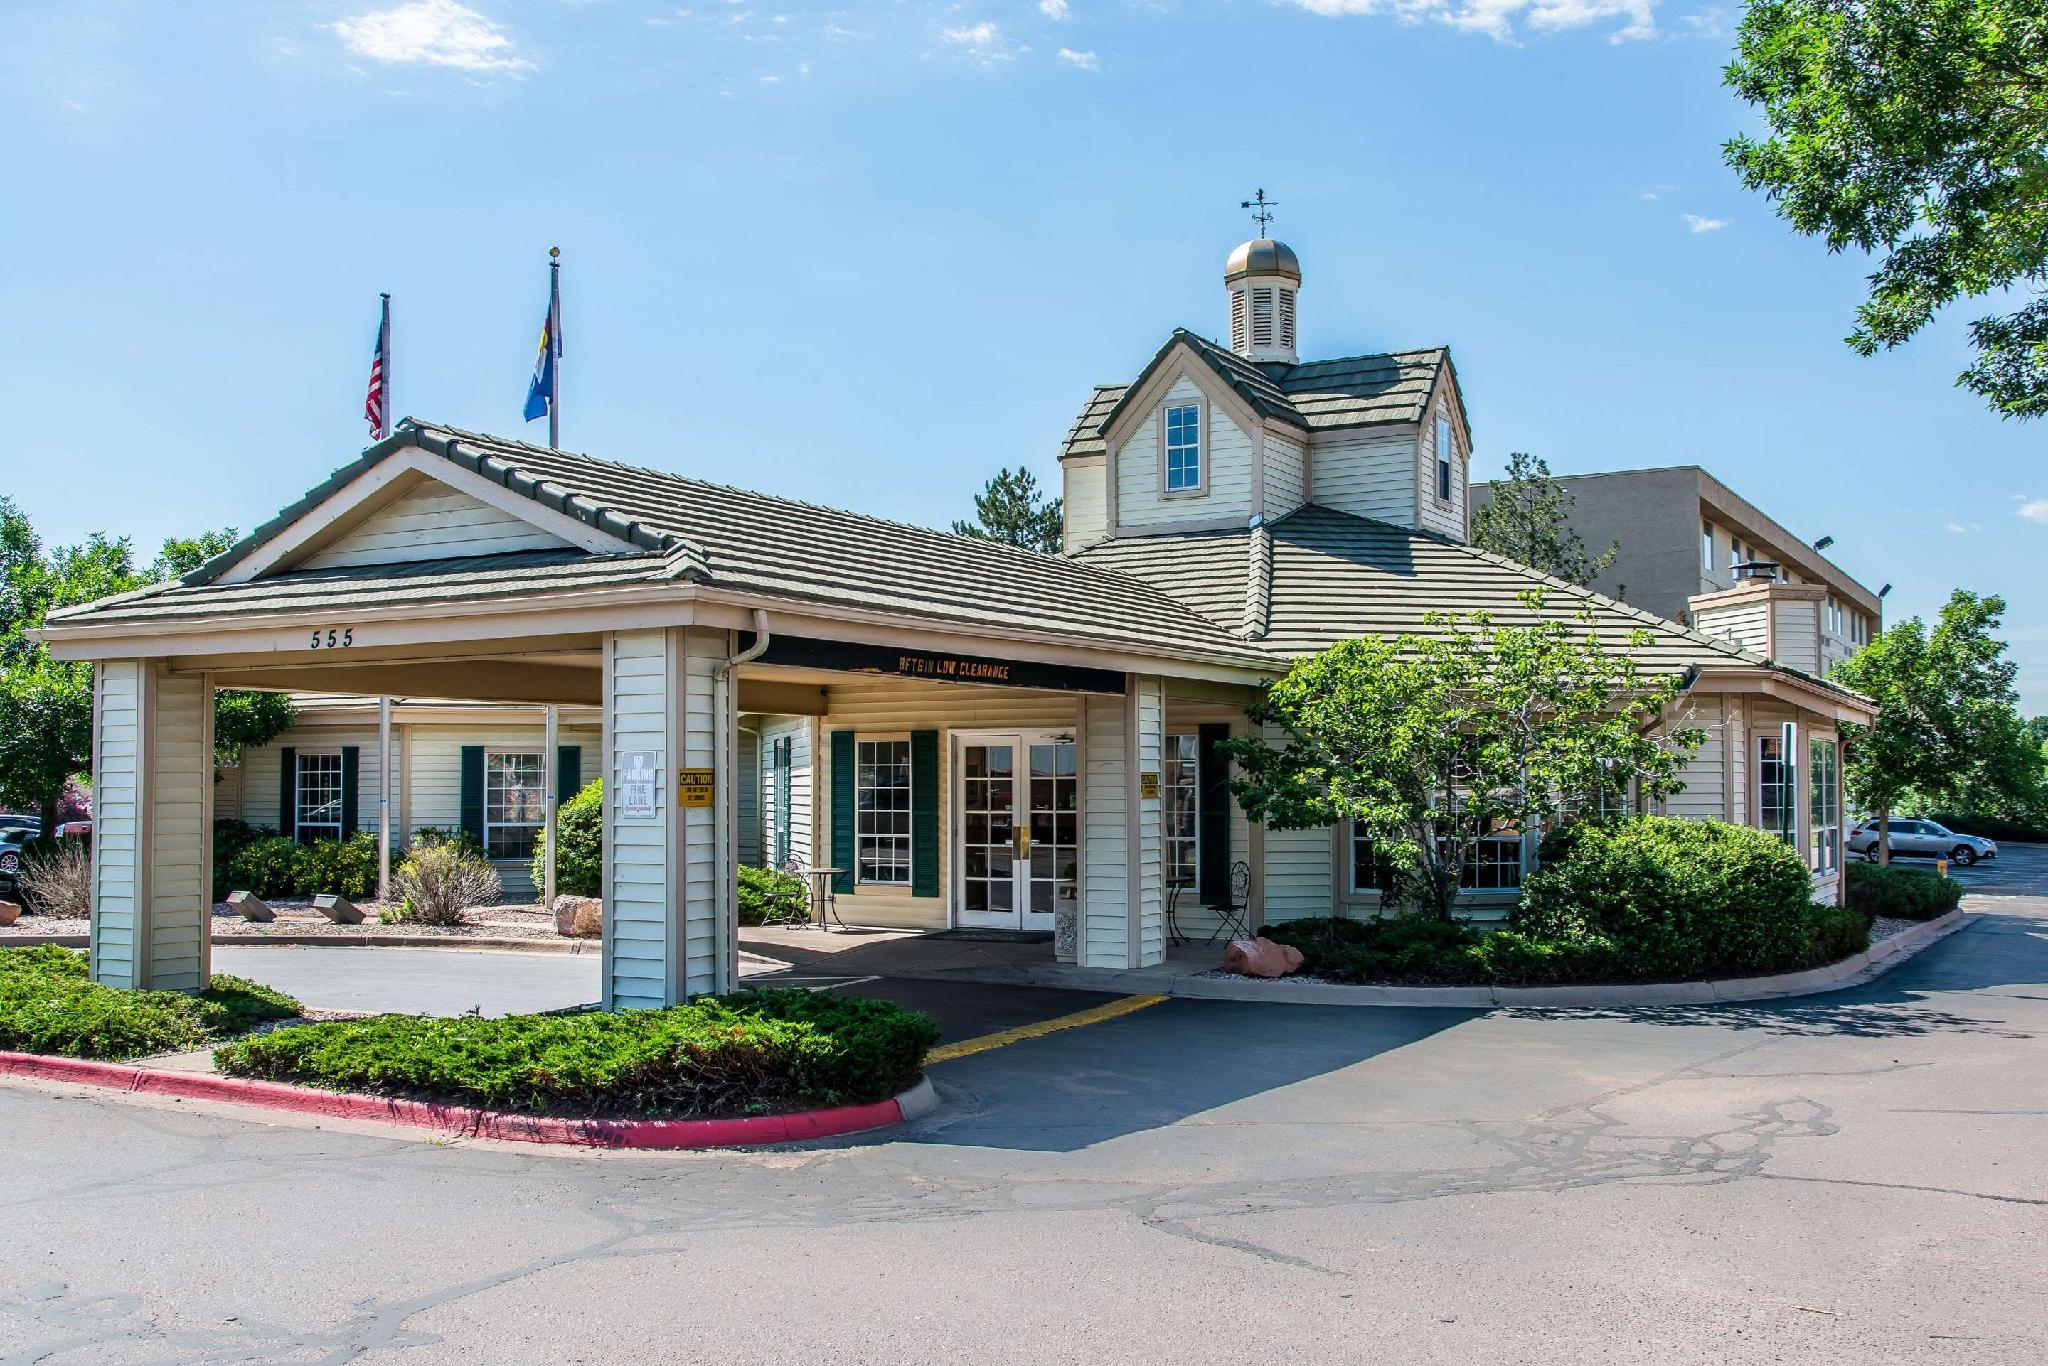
left=1471, top=453, right=1618, bottom=588
left=953, top=468, right=1063, bottom=555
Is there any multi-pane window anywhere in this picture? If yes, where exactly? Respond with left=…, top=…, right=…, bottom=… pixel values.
left=1164, top=404, right=1202, bottom=492
left=1348, top=825, right=1523, bottom=894
left=1810, top=738, right=1840, bottom=873
left=295, top=752, right=344, bottom=845
left=1757, top=732, right=1798, bottom=846
left=1435, top=415, right=1454, bottom=501
left=1825, top=599, right=1847, bottom=636
left=485, top=751, right=545, bottom=860
left=856, top=738, right=911, bottom=885
left=1163, top=734, right=1199, bottom=888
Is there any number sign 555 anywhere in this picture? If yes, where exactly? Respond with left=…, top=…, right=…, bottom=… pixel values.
left=308, top=628, right=354, bottom=649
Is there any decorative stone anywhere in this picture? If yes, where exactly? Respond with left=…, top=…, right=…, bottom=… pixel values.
left=314, top=894, right=366, bottom=925
left=1053, top=902, right=1078, bottom=964
left=0, top=900, right=19, bottom=927
left=1221, top=936, right=1304, bottom=979
left=226, top=891, right=275, bottom=923
left=554, top=895, right=602, bottom=938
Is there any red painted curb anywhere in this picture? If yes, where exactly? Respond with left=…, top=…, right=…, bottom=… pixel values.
left=0, top=1051, right=907, bottom=1149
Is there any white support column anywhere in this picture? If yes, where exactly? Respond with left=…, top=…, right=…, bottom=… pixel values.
left=1080, top=675, right=1167, bottom=970
left=600, top=627, right=733, bottom=1009
left=89, top=661, right=212, bottom=992
left=542, top=704, right=559, bottom=910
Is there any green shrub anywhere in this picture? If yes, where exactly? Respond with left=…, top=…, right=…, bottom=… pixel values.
left=1846, top=861, right=1964, bottom=921
left=1263, top=916, right=1490, bottom=984
left=214, top=987, right=941, bottom=1116
left=290, top=833, right=379, bottom=899
left=226, top=836, right=300, bottom=899
left=531, top=779, right=602, bottom=899
left=0, top=946, right=302, bottom=1061
left=211, top=820, right=274, bottom=902
left=1472, top=929, right=1625, bottom=986
left=1516, top=817, right=1820, bottom=980
left=386, top=842, right=502, bottom=926
left=413, top=826, right=486, bottom=859
left=1804, top=905, right=1871, bottom=965
left=738, top=864, right=808, bottom=926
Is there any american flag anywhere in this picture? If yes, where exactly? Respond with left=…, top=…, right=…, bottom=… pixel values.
left=364, top=294, right=391, bottom=437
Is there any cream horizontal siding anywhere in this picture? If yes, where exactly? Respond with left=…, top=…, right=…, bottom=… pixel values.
left=605, top=630, right=672, bottom=1008
left=1063, top=458, right=1109, bottom=551
left=1260, top=824, right=1335, bottom=925
left=1773, top=599, right=1821, bottom=673
left=1311, top=430, right=1417, bottom=526
left=818, top=682, right=1081, bottom=931
left=736, top=725, right=761, bottom=865
left=1116, top=378, right=1256, bottom=529
left=1263, top=432, right=1308, bottom=520
left=1417, top=402, right=1466, bottom=541
left=1665, top=697, right=1728, bottom=821
left=90, top=662, right=143, bottom=987
left=1080, top=692, right=1127, bottom=967
left=1697, top=601, right=1770, bottom=656
left=757, top=714, right=813, bottom=871
left=1132, top=677, right=1166, bottom=966
left=147, top=671, right=211, bottom=992
left=301, top=483, right=570, bottom=570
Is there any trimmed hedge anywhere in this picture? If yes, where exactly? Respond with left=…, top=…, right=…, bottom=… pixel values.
left=531, top=779, right=601, bottom=899
left=217, top=831, right=379, bottom=901
left=0, top=945, right=302, bottom=1061
left=738, top=864, right=809, bottom=926
left=1846, top=861, right=1963, bottom=921
left=214, top=987, right=941, bottom=1117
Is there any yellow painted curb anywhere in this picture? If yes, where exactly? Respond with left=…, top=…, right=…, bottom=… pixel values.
left=926, top=993, right=1167, bottom=1064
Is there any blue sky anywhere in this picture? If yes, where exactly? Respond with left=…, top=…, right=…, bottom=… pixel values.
left=5, top=0, right=2043, bottom=708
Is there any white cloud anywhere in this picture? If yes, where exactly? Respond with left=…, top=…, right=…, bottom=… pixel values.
left=332, top=1, right=532, bottom=72
left=941, top=21, right=1020, bottom=64
left=1947, top=521, right=1981, bottom=534
left=1040, top=0, right=1070, bottom=16
left=2019, top=498, right=2048, bottom=525
left=1279, top=0, right=1656, bottom=43
left=1683, top=213, right=1728, bottom=233
left=1057, top=47, right=1098, bottom=69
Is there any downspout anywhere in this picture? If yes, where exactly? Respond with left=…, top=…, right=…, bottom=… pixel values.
left=713, top=611, right=772, bottom=992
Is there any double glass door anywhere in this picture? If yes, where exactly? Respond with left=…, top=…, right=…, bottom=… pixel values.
left=955, top=732, right=1078, bottom=931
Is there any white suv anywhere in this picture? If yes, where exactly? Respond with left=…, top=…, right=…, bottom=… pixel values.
left=1847, top=819, right=1997, bottom=866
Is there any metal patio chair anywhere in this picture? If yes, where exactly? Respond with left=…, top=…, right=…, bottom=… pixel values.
left=1205, top=860, right=1254, bottom=944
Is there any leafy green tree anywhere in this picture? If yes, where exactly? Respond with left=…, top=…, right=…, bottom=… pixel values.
left=1224, top=592, right=1704, bottom=922
left=952, top=467, right=1063, bottom=554
left=1831, top=589, right=2029, bottom=861
left=0, top=508, right=293, bottom=833
left=1471, top=452, right=1620, bottom=588
left=1724, top=0, right=2048, bottom=418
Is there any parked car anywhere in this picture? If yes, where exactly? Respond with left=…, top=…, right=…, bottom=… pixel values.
left=1847, top=819, right=1997, bottom=866
left=0, top=814, right=40, bottom=836
left=53, top=820, right=91, bottom=841
left=0, top=827, right=30, bottom=892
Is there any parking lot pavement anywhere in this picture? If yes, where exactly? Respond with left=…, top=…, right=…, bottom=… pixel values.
left=1939, top=840, right=2048, bottom=896
left=211, top=945, right=600, bottom=1017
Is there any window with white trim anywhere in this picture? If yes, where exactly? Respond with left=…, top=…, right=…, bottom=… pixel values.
left=1163, top=734, right=1199, bottom=887
left=1348, top=823, right=1524, bottom=893
left=856, top=738, right=911, bottom=885
left=1435, top=415, right=1454, bottom=502
left=295, top=751, right=344, bottom=845
left=1810, top=738, right=1840, bottom=872
left=1757, top=731, right=1798, bottom=847
left=485, top=751, right=545, bottom=860
left=1164, top=403, right=1202, bottom=492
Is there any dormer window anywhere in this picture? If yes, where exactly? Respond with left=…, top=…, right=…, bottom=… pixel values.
left=1163, top=402, right=1203, bottom=494
left=1435, top=415, right=1453, bottom=502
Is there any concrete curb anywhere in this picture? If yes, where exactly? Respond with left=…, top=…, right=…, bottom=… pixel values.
left=2, top=932, right=602, bottom=954
left=0, top=1052, right=939, bottom=1149
left=889, top=908, right=1971, bottom=1009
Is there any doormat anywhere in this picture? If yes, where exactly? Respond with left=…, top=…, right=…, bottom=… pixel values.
left=920, top=930, right=1055, bottom=944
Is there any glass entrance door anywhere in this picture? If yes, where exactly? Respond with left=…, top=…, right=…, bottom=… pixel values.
left=956, top=733, right=1077, bottom=931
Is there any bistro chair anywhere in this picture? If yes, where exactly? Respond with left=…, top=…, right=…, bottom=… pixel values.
left=780, top=856, right=844, bottom=931
left=1205, top=860, right=1254, bottom=944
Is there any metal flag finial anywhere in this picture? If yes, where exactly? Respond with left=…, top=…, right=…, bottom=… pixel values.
left=549, top=245, right=560, bottom=259
left=1240, top=188, right=1277, bottom=236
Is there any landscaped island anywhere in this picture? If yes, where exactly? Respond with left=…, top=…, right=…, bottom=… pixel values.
left=0, top=945, right=301, bottom=1060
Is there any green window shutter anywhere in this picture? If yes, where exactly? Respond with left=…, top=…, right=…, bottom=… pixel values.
left=830, top=730, right=856, bottom=893
left=774, top=737, right=793, bottom=866
left=340, top=747, right=361, bottom=840
left=460, top=746, right=486, bottom=848
left=557, top=745, right=582, bottom=803
left=910, top=729, right=939, bottom=898
left=1197, top=724, right=1231, bottom=905
left=278, top=748, right=298, bottom=839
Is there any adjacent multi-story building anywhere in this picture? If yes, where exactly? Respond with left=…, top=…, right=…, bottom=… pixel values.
left=1474, top=465, right=1882, bottom=673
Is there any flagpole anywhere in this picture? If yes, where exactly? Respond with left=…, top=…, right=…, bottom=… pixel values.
left=379, top=293, right=392, bottom=439
left=547, top=247, right=561, bottom=449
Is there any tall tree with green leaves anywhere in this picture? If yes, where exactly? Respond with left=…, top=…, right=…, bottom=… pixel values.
left=0, top=506, right=293, bottom=833
left=952, top=467, right=1063, bottom=554
left=1223, top=593, right=1703, bottom=922
left=1471, top=453, right=1620, bottom=588
left=1831, top=589, right=2029, bottom=862
left=1724, top=0, right=2048, bottom=418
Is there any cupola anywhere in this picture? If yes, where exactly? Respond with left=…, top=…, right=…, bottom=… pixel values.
left=1225, top=238, right=1301, bottom=364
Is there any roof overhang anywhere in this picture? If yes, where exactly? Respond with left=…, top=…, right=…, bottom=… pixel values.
left=1687, top=664, right=1876, bottom=726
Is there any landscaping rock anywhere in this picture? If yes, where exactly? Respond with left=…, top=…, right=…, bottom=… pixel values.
left=1222, top=936, right=1304, bottom=979
left=226, top=891, right=275, bottom=923
left=554, top=896, right=602, bottom=938
left=0, top=900, right=18, bottom=927
left=313, top=894, right=366, bottom=925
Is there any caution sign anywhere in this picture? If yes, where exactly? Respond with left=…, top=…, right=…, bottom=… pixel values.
left=1139, top=771, right=1162, bottom=801
left=677, top=767, right=716, bottom=809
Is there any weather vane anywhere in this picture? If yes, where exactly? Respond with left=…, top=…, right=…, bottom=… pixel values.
left=1241, top=188, right=1277, bottom=236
